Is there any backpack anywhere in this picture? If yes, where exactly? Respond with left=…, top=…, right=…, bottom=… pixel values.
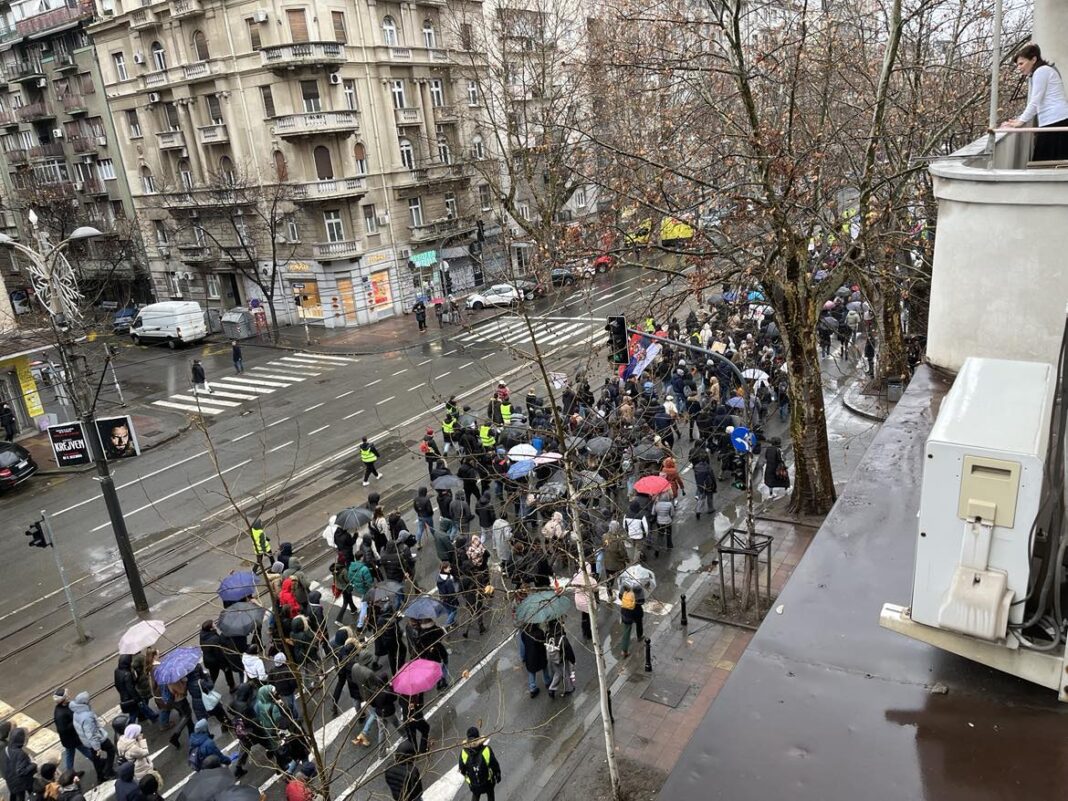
left=188, top=741, right=206, bottom=771
left=620, top=589, right=637, bottom=610
left=546, top=636, right=563, bottom=666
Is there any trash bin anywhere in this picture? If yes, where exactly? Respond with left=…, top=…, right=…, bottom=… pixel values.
left=205, top=307, right=223, bottom=334
left=887, top=378, right=904, bottom=403
left=221, top=308, right=255, bottom=340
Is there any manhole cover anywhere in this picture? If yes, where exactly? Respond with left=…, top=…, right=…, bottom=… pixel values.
left=640, top=677, right=691, bottom=708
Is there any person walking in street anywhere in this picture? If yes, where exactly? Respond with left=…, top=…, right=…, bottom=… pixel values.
left=200, top=621, right=237, bottom=693
left=412, top=487, right=435, bottom=549
left=231, top=340, right=244, bottom=374
left=187, top=719, right=231, bottom=770
left=191, top=359, right=213, bottom=395
left=572, top=562, right=596, bottom=640
left=601, top=521, right=629, bottom=592
left=420, top=429, right=442, bottom=479
left=864, top=336, right=876, bottom=377
left=113, top=655, right=148, bottom=726
left=69, top=692, right=116, bottom=783
left=474, top=491, right=495, bottom=545
left=53, top=690, right=94, bottom=774
left=248, top=518, right=272, bottom=565
left=693, top=454, right=717, bottom=520
left=441, top=411, right=457, bottom=456
left=545, top=620, right=576, bottom=698
left=520, top=624, right=552, bottom=698
left=3, top=727, right=37, bottom=801
left=0, top=402, right=16, bottom=440
left=618, top=567, right=647, bottom=659
left=458, top=727, right=501, bottom=801
left=622, top=500, right=648, bottom=564
left=385, top=741, right=424, bottom=801
left=761, top=437, right=791, bottom=499
left=115, top=723, right=153, bottom=782
left=412, top=299, right=428, bottom=333
left=651, top=493, right=675, bottom=557
left=359, top=437, right=381, bottom=486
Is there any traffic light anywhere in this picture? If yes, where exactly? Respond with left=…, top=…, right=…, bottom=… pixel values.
left=25, top=520, right=47, bottom=548
left=444, top=272, right=454, bottom=294
left=605, top=316, right=629, bottom=364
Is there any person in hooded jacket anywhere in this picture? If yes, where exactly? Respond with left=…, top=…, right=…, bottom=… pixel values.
left=350, top=649, right=391, bottom=747
left=520, top=624, right=551, bottom=698
left=52, top=691, right=94, bottom=774
left=384, top=741, right=424, bottom=801
left=267, top=654, right=298, bottom=719
left=112, top=760, right=141, bottom=801
left=186, top=666, right=228, bottom=729
left=188, top=719, right=231, bottom=770
left=136, top=775, right=161, bottom=801
left=3, top=727, right=37, bottom=801
left=54, top=771, right=85, bottom=801
left=114, top=656, right=142, bottom=724
left=693, top=453, right=717, bottom=519
left=69, top=692, right=115, bottom=782
left=30, top=761, right=57, bottom=801
left=229, top=682, right=266, bottom=779
left=457, top=726, right=501, bottom=801
left=474, top=492, right=495, bottom=545
left=128, top=655, right=158, bottom=726
left=412, top=487, right=435, bottom=548
left=115, top=723, right=153, bottom=781
left=254, top=685, right=284, bottom=761
left=333, top=525, right=355, bottom=565
left=199, top=621, right=237, bottom=693
left=305, top=592, right=327, bottom=654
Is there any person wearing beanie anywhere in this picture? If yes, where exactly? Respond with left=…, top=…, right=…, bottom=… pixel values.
left=284, top=762, right=315, bottom=801
left=116, top=724, right=153, bottom=782
left=384, top=741, right=424, bottom=801
left=188, top=719, right=231, bottom=770
left=457, top=726, right=500, bottom=801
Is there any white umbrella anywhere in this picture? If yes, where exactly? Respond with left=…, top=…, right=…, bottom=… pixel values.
left=619, top=564, right=657, bottom=593
left=507, top=443, right=537, bottom=462
left=741, top=368, right=769, bottom=383
left=118, top=620, right=166, bottom=655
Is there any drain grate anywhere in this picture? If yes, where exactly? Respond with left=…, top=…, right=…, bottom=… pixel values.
left=640, top=677, right=692, bottom=708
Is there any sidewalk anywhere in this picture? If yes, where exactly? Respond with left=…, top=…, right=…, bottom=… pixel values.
left=20, top=406, right=191, bottom=475
left=247, top=305, right=511, bottom=356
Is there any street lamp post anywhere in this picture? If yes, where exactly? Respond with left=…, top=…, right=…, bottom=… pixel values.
left=0, top=219, right=149, bottom=612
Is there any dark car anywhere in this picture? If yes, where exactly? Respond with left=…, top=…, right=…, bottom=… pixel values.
left=550, top=268, right=576, bottom=286
left=112, top=306, right=139, bottom=334
left=0, top=442, right=37, bottom=490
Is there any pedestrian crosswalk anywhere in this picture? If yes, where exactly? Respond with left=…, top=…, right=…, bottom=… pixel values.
left=453, top=315, right=602, bottom=349
left=151, top=351, right=356, bottom=416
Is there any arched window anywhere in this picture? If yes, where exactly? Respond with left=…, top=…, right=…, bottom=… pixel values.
left=436, top=135, right=450, bottom=165
left=219, top=155, right=235, bottom=185
left=472, top=134, right=484, bottom=160
left=178, top=158, right=193, bottom=189
left=274, top=150, right=288, bottom=181
left=150, top=41, right=166, bottom=71
left=192, top=30, right=209, bottom=62
left=314, top=145, right=333, bottom=180
left=382, top=16, right=397, bottom=46
left=398, top=138, right=413, bottom=170
left=422, top=20, right=436, bottom=49
left=140, top=166, right=155, bottom=193
left=353, top=142, right=367, bottom=175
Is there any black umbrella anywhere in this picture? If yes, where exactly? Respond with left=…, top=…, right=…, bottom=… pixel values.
left=210, top=786, right=261, bottom=801
left=586, top=436, right=613, bottom=456
left=632, top=442, right=663, bottom=462
left=365, top=586, right=396, bottom=607
left=432, top=474, right=463, bottom=491
left=336, top=506, right=373, bottom=533
left=217, top=601, right=266, bottom=638
left=564, top=435, right=587, bottom=452
left=576, top=470, right=606, bottom=489
left=176, top=765, right=237, bottom=801
left=500, top=424, right=526, bottom=443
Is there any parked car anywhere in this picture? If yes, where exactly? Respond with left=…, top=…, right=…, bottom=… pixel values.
left=551, top=268, right=576, bottom=287
left=513, top=279, right=546, bottom=298
left=590, top=254, right=616, bottom=273
left=465, top=284, right=524, bottom=310
left=112, top=306, right=139, bottom=334
left=0, top=441, right=37, bottom=491
left=130, top=301, right=209, bottom=349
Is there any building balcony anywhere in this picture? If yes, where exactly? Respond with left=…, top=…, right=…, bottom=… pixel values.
left=394, top=107, right=422, bottom=127
left=433, top=105, right=460, bottom=124
left=0, top=27, right=19, bottom=47
left=312, top=238, right=364, bottom=260
left=408, top=160, right=468, bottom=185
left=143, top=69, right=168, bottom=88
left=170, top=0, right=203, bottom=18
left=7, top=149, right=27, bottom=165
left=261, top=42, right=345, bottom=71
left=82, top=177, right=107, bottom=195
left=0, top=110, right=17, bottom=127
left=71, top=134, right=107, bottom=153
left=273, top=110, right=358, bottom=138
left=16, top=102, right=55, bottom=122
left=290, top=177, right=366, bottom=201
left=386, top=46, right=450, bottom=63
left=60, top=94, right=89, bottom=114
left=16, top=0, right=93, bottom=36
left=29, top=142, right=64, bottom=159
left=182, top=61, right=214, bottom=81
left=0, top=209, right=19, bottom=232
left=156, top=130, right=186, bottom=150
left=409, top=215, right=475, bottom=243
left=177, top=244, right=213, bottom=263
left=11, top=61, right=45, bottom=83
left=197, top=123, right=229, bottom=145
left=129, top=6, right=158, bottom=28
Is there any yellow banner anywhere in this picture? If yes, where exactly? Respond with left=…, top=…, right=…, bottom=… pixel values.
left=15, top=357, right=44, bottom=418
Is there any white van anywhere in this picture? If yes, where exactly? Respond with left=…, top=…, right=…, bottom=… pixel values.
left=130, top=301, right=209, bottom=349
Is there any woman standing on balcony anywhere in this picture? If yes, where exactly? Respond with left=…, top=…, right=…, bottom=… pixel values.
left=1004, top=43, right=1068, bottom=162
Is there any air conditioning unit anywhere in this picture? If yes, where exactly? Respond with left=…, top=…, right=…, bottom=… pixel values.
left=95, top=135, right=107, bottom=146
left=252, top=9, right=268, bottom=22
left=377, top=212, right=389, bottom=225
left=102, top=8, right=113, bottom=16
left=51, top=128, right=63, bottom=138
left=329, top=73, right=342, bottom=85
left=133, top=52, right=145, bottom=64
left=35, top=78, right=46, bottom=88
left=148, top=92, right=160, bottom=103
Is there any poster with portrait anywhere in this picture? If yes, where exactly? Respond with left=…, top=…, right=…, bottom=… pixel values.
left=95, top=415, right=141, bottom=460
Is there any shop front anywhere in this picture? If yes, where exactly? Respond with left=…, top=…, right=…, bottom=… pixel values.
left=318, top=248, right=409, bottom=328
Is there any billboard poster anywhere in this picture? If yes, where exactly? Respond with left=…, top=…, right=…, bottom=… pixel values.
left=95, top=415, right=141, bottom=460
left=47, top=422, right=92, bottom=468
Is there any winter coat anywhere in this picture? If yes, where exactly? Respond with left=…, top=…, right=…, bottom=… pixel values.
left=199, top=628, right=228, bottom=670
left=458, top=743, right=501, bottom=793
left=113, top=761, right=140, bottom=801
left=130, top=654, right=152, bottom=700
left=188, top=730, right=231, bottom=768
left=333, top=528, right=355, bottom=562
left=491, top=518, right=513, bottom=563
left=763, top=446, right=790, bottom=489
left=384, top=743, right=424, bottom=801
left=347, top=559, right=374, bottom=597
left=572, top=565, right=597, bottom=614
left=410, top=624, right=448, bottom=665
left=602, top=524, right=629, bottom=573
left=278, top=577, right=300, bottom=616
left=436, top=573, right=461, bottom=611
left=116, top=733, right=153, bottom=781
left=268, top=659, right=297, bottom=697
left=70, top=693, right=106, bottom=750
left=53, top=703, right=80, bottom=750
left=520, top=626, right=548, bottom=673
left=413, top=491, right=434, bottom=519
left=379, top=542, right=406, bottom=583
left=653, top=499, right=674, bottom=526
left=3, top=728, right=35, bottom=794
left=255, top=686, right=283, bottom=750
left=348, top=649, right=384, bottom=703
left=114, top=655, right=140, bottom=714
left=693, top=460, right=717, bottom=495
left=475, top=494, right=496, bottom=529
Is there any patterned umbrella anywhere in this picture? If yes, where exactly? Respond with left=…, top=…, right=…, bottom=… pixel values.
left=153, top=646, right=202, bottom=685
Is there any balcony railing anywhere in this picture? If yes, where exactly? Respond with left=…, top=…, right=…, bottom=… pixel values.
left=70, top=135, right=105, bottom=153
left=82, top=177, right=106, bottom=194
left=183, top=61, right=212, bottom=80
left=177, top=244, right=213, bottom=262
left=129, top=7, right=157, bottom=28
left=6, top=149, right=27, bottom=165
left=0, top=110, right=16, bottom=127
left=433, top=105, right=459, bottom=123
left=290, top=177, right=366, bottom=201
left=394, top=107, right=422, bottom=127
left=197, top=123, right=229, bottom=145
left=16, top=102, right=54, bottom=122
left=156, top=130, right=186, bottom=149
left=11, top=61, right=45, bottom=82
left=143, top=69, right=168, bottom=88
left=29, top=142, right=64, bottom=159
left=410, top=216, right=474, bottom=242
left=61, top=94, right=88, bottom=114
left=273, top=110, right=359, bottom=138
left=312, top=239, right=364, bottom=260
left=16, top=0, right=93, bottom=36
left=170, top=0, right=203, bottom=18
left=261, top=42, right=345, bottom=69
left=389, top=47, right=412, bottom=60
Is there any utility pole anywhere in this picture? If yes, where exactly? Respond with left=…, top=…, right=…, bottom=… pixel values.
left=39, top=511, right=90, bottom=643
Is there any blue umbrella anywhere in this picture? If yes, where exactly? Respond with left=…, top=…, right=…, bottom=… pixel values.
left=217, top=571, right=258, bottom=603
left=747, top=290, right=765, bottom=301
left=153, top=646, right=202, bottom=685
left=403, top=596, right=446, bottom=621
left=507, top=459, right=536, bottom=480
left=726, top=396, right=747, bottom=409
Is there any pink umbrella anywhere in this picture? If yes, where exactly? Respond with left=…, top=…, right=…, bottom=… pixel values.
left=634, top=475, right=671, bottom=496
left=391, top=658, right=444, bottom=695
left=823, top=300, right=835, bottom=310
left=534, top=452, right=563, bottom=465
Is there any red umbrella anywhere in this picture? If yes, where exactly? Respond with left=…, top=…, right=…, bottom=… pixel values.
left=391, top=658, right=444, bottom=695
left=634, top=475, right=671, bottom=496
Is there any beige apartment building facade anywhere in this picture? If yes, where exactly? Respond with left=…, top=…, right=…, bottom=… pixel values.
left=90, top=0, right=490, bottom=327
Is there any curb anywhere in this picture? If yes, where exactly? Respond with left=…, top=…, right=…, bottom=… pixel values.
left=841, top=383, right=889, bottom=422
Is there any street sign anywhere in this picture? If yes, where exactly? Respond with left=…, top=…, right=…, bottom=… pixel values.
left=411, top=250, right=437, bottom=268
left=730, top=426, right=757, bottom=453
left=47, top=422, right=93, bottom=467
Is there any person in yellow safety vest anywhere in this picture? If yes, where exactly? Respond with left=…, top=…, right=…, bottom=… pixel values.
left=442, top=413, right=457, bottom=456
left=249, top=518, right=271, bottom=561
left=479, top=423, right=496, bottom=451
left=644, top=317, right=655, bottom=333
left=457, top=726, right=501, bottom=801
left=499, top=400, right=512, bottom=425
left=445, top=396, right=460, bottom=419
left=359, top=436, right=381, bottom=487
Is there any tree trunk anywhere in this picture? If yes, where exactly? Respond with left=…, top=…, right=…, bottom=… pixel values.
left=266, top=297, right=280, bottom=342
left=878, top=290, right=909, bottom=380
left=778, top=280, right=837, bottom=516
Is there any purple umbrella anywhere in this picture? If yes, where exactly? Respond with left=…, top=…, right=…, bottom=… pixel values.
left=153, top=646, right=202, bottom=685
left=391, top=659, right=444, bottom=695
left=217, top=571, right=259, bottom=603
left=726, top=396, right=747, bottom=409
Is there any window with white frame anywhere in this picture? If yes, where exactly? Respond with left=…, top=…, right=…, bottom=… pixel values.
left=408, top=197, right=423, bottom=227
left=206, top=273, right=221, bottom=299
left=178, top=159, right=193, bottom=189
left=168, top=271, right=182, bottom=296
left=353, top=142, right=367, bottom=175
left=437, top=135, right=450, bottom=164
left=363, top=204, right=377, bottom=234
left=467, top=80, right=478, bottom=106
left=150, top=41, right=166, bottom=72
left=140, top=166, right=155, bottom=193
left=429, top=79, right=444, bottom=108
left=125, top=109, right=141, bottom=138
left=342, top=79, right=357, bottom=110
left=194, top=225, right=207, bottom=245
left=444, top=193, right=457, bottom=219
left=113, top=52, right=127, bottom=81
left=154, top=220, right=169, bottom=244
left=399, top=138, right=414, bottom=170
left=324, top=209, right=344, bottom=243
left=573, top=186, right=587, bottom=207
left=478, top=184, right=491, bottom=211
left=517, top=202, right=529, bottom=220
left=472, top=135, right=484, bottom=160
left=390, top=79, right=406, bottom=110
left=422, top=20, right=436, bottom=49
left=382, top=16, right=397, bottom=46
left=98, top=158, right=116, bottom=180
left=286, top=216, right=299, bottom=242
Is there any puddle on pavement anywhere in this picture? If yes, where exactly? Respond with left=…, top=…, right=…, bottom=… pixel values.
left=676, top=553, right=703, bottom=573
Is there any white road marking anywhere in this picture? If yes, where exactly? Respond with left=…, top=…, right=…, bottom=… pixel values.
left=267, top=416, right=291, bottom=428
left=308, top=424, right=330, bottom=436
left=304, top=403, right=324, bottom=412
left=251, top=370, right=310, bottom=381
left=443, top=349, right=457, bottom=355
left=434, top=372, right=451, bottom=380
left=392, top=368, right=408, bottom=376
left=151, top=400, right=223, bottom=414
left=268, top=440, right=294, bottom=453
left=418, top=358, right=433, bottom=365
left=367, top=379, right=382, bottom=387
left=336, top=390, right=354, bottom=399
left=297, top=352, right=356, bottom=363
left=460, top=361, right=473, bottom=369
left=195, top=389, right=257, bottom=401
left=343, top=409, right=365, bottom=420
left=168, top=394, right=241, bottom=408
left=212, top=381, right=274, bottom=394
left=232, top=432, right=255, bottom=442
left=376, top=396, right=396, bottom=405
left=480, top=353, right=495, bottom=359
left=409, top=382, right=426, bottom=391
left=220, top=376, right=289, bottom=388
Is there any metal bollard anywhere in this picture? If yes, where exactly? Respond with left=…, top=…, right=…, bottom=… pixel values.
left=680, top=593, right=688, bottom=627
left=607, top=687, right=615, bottom=725
left=644, top=637, right=653, bottom=672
